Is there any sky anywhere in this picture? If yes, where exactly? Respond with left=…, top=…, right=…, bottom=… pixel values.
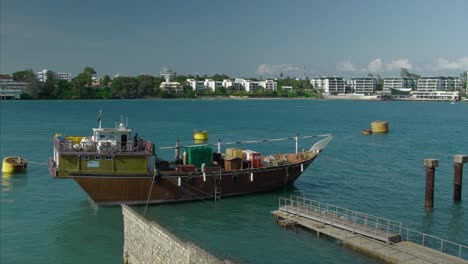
left=1, top=0, right=467, bottom=79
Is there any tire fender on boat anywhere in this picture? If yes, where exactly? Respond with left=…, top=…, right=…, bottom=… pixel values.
left=232, top=172, right=240, bottom=183
left=186, top=175, right=195, bottom=185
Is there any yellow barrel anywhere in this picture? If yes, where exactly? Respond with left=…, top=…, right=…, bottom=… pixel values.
left=371, top=120, right=389, bottom=133
left=2, top=156, right=28, bottom=173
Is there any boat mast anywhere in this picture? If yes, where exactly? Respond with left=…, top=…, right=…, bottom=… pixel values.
left=98, top=110, right=102, bottom=129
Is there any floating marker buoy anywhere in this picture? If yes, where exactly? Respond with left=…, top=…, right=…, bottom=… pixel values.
left=2, top=156, right=28, bottom=173
left=371, top=120, right=389, bottom=133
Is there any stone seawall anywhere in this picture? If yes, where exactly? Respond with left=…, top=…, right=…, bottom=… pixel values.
left=122, top=205, right=231, bottom=264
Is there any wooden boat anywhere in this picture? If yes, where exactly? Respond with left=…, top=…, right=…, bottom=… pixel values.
left=48, top=115, right=333, bottom=206
left=361, top=129, right=372, bottom=135
left=193, top=130, right=208, bottom=140
left=2, top=156, right=28, bottom=173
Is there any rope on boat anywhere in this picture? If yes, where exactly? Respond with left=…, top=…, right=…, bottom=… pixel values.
left=156, top=134, right=333, bottom=150
left=166, top=177, right=217, bottom=206
left=27, top=161, right=48, bottom=166
left=143, top=170, right=158, bottom=217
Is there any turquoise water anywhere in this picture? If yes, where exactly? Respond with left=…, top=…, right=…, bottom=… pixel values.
left=1, top=99, right=467, bottom=263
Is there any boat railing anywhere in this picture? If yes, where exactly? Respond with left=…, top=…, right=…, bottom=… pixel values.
left=54, top=137, right=153, bottom=155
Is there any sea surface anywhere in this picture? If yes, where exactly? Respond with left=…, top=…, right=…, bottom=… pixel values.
left=1, top=99, right=467, bottom=264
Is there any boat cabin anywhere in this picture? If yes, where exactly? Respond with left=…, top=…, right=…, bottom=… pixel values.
left=50, top=120, right=155, bottom=178
left=91, top=122, right=136, bottom=152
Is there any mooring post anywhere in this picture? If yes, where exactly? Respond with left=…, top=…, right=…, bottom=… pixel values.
left=424, top=159, right=439, bottom=210
left=453, top=155, right=468, bottom=202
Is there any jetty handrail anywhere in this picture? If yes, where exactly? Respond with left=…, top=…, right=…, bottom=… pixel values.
left=402, top=227, right=468, bottom=259
left=280, top=196, right=403, bottom=236
left=157, top=134, right=334, bottom=150
left=277, top=196, right=468, bottom=260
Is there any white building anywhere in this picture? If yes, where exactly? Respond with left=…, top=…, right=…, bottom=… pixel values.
left=349, top=78, right=376, bottom=95
left=37, top=69, right=73, bottom=82
left=310, top=77, right=345, bottom=94
left=417, top=77, right=442, bottom=92
left=160, top=82, right=183, bottom=94
left=383, top=77, right=416, bottom=93
left=0, top=75, right=29, bottom=100
left=258, top=80, right=277, bottom=91
left=242, top=80, right=259, bottom=92
left=417, top=77, right=462, bottom=92
left=204, top=79, right=223, bottom=92
left=222, top=79, right=243, bottom=91
left=186, top=79, right=206, bottom=92
left=159, top=68, right=182, bottom=93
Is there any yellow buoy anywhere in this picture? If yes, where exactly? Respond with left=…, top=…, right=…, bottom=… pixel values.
left=193, top=130, right=208, bottom=140
left=371, top=120, right=389, bottom=133
left=2, top=156, right=28, bottom=173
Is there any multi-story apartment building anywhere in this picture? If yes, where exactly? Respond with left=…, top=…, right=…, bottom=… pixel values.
left=349, top=78, right=376, bottom=95
left=186, top=79, right=206, bottom=92
left=310, top=77, right=345, bottom=94
left=382, top=77, right=416, bottom=93
left=37, top=69, right=73, bottom=82
left=417, top=77, right=443, bottom=92
left=159, top=67, right=182, bottom=94
left=258, top=80, right=277, bottom=91
left=204, top=79, right=223, bottom=92
left=159, top=82, right=183, bottom=94
left=417, top=77, right=462, bottom=92
left=222, top=79, right=243, bottom=91
left=242, top=80, right=259, bottom=92
left=443, top=77, right=462, bottom=90
left=0, top=75, right=29, bottom=100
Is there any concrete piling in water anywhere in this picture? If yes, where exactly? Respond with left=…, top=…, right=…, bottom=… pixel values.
left=424, top=159, right=439, bottom=210
left=453, top=155, right=468, bottom=202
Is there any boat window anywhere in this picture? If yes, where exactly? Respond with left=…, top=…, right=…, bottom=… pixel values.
left=95, top=155, right=101, bottom=160
left=109, top=134, right=115, bottom=140
left=82, top=155, right=89, bottom=160
left=105, top=156, right=112, bottom=160
left=99, top=134, right=106, bottom=140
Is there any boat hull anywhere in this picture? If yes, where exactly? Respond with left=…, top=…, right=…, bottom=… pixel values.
left=70, top=156, right=317, bottom=206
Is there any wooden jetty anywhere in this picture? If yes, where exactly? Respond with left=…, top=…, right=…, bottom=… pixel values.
left=272, top=196, right=468, bottom=264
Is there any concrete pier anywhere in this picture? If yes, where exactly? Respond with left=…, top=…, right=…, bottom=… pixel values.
left=122, top=205, right=232, bottom=264
left=273, top=196, right=468, bottom=264
left=424, top=159, right=439, bottom=210
left=453, top=155, right=468, bottom=202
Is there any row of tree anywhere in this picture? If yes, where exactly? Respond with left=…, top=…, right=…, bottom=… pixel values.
left=11, top=67, right=323, bottom=99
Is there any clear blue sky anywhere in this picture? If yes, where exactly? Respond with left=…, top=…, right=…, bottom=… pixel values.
left=1, top=0, right=467, bottom=78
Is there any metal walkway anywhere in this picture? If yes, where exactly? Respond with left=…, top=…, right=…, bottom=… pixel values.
left=272, top=196, right=468, bottom=264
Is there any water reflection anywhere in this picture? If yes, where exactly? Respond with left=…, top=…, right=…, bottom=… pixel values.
left=193, top=139, right=208, bottom=145
left=1, top=172, right=27, bottom=192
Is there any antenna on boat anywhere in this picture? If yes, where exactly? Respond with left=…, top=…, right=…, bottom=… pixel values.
left=175, top=138, right=180, bottom=160
left=295, top=133, right=299, bottom=154
left=98, top=110, right=102, bottom=129
left=126, top=116, right=128, bottom=129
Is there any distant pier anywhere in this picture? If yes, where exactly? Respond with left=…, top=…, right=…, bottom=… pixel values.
left=272, top=196, right=468, bottom=264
